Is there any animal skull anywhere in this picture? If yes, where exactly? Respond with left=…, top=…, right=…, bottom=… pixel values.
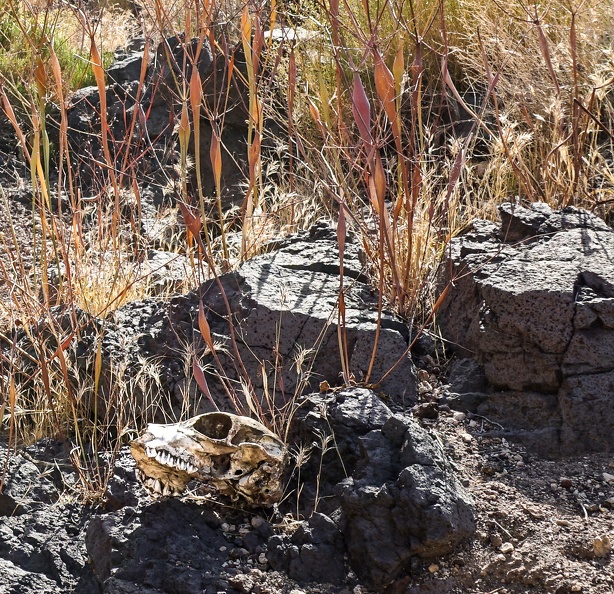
left=130, top=412, right=287, bottom=506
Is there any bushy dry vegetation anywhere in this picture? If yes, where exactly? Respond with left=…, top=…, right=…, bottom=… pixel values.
left=0, top=0, right=613, bottom=498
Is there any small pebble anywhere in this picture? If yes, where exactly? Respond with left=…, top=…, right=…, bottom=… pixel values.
left=555, top=519, right=570, bottom=527
left=593, top=534, right=612, bottom=557
left=418, top=381, right=433, bottom=395
left=251, top=516, right=265, bottom=529
left=571, top=584, right=582, bottom=592
left=428, top=564, right=439, bottom=573
left=603, top=472, right=614, bottom=483
left=490, top=534, right=503, bottom=548
left=417, top=369, right=430, bottom=382
left=453, top=411, right=466, bottom=422
left=559, top=477, right=573, bottom=489
left=500, top=542, right=514, bottom=554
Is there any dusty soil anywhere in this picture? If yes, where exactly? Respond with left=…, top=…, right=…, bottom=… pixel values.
left=403, top=364, right=614, bottom=594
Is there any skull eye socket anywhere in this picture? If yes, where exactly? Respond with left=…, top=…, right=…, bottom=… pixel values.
left=193, top=413, right=233, bottom=440
left=212, top=454, right=231, bottom=475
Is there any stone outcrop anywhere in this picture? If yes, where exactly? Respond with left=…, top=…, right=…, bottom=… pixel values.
left=438, top=202, right=614, bottom=456
left=0, top=387, right=474, bottom=593
left=66, top=33, right=249, bottom=212
left=97, top=223, right=415, bottom=415
left=6, top=223, right=415, bottom=422
left=269, top=388, right=476, bottom=590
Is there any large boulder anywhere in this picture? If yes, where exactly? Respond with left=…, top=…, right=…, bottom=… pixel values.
left=268, top=388, right=476, bottom=590
left=66, top=33, right=249, bottom=213
left=102, top=222, right=415, bottom=414
left=5, top=223, right=415, bottom=423
left=438, top=202, right=614, bottom=456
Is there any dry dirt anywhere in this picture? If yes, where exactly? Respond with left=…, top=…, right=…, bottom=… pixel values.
left=401, top=364, right=614, bottom=594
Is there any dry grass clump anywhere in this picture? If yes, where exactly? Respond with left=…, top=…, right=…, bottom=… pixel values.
left=446, top=0, right=614, bottom=211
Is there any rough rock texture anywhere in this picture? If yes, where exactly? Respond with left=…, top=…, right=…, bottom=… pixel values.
left=269, top=388, right=476, bottom=590
left=66, top=34, right=248, bottom=212
left=0, top=438, right=259, bottom=594
left=24, top=223, right=413, bottom=419
left=438, top=202, right=614, bottom=456
left=0, top=440, right=94, bottom=593
left=267, top=513, right=346, bottom=585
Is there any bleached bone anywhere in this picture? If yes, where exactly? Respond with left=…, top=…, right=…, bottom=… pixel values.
left=130, top=412, right=287, bottom=506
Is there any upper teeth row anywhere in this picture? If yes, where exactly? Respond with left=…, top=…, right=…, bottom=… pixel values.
left=145, top=447, right=199, bottom=474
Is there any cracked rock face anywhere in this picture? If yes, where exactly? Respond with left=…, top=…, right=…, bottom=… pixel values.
left=67, top=223, right=416, bottom=420
left=269, top=388, right=476, bottom=590
left=130, top=412, right=287, bottom=506
left=438, top=202, right=614, bottom=456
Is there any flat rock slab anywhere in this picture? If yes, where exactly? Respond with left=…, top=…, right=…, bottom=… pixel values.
left=438, top=202, right=614, bottom=456
left=94, top=223, right=416, bottom=417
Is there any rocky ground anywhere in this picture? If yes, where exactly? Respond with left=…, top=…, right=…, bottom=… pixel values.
left=1, top=164, right=614, bottom=594
left=1, top=382, right=613, bottom=594
left=411, top=379, right=614, bottom=594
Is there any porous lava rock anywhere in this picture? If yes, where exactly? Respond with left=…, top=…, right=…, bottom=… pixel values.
left=0, top=388, right=474, bottom=593
left=66, top=33, right=248, bottom=212
left=268, top=387, right=476, bottom=590
left=0, top=438, right=254, bottom=594
left=60, top=222, right=416, bottom=418
left=0, top=440, right=95, bottom=593
left=438, top=202, right=614, bottom=456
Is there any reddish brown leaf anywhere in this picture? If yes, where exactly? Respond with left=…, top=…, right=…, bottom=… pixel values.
left=210, top=126, right=222, bottom=192
left=337, top=202, right=346, bottom=267
left=178, top=202, right=202, bottom=247
left=193, top=355, right=217, bottom=408
left=352, top=74, right=372, bottom=145
left=198, top=300, right=215, bottom=353
left=374, top=51, right=396, bottom=123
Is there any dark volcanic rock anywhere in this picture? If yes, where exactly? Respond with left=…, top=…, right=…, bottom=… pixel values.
left=267, top=513, right=346, bottom=585
left=66, top=33, right=249, bottom=212
left=0, top=388, right=472, bottom=593
left=438, top=201, right=614, bottom=456
left=45, top=223, right=415, bottom=419
left=0, top=441, right=91, bottom=593
left=270, top=388, right=476, bottom=591
left=82, top=499, right=230, bottom=594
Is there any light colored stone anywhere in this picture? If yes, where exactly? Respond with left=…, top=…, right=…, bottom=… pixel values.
left=593, top=534, right=612, bottom=558
left=500, top=542, right=514, bottom=554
